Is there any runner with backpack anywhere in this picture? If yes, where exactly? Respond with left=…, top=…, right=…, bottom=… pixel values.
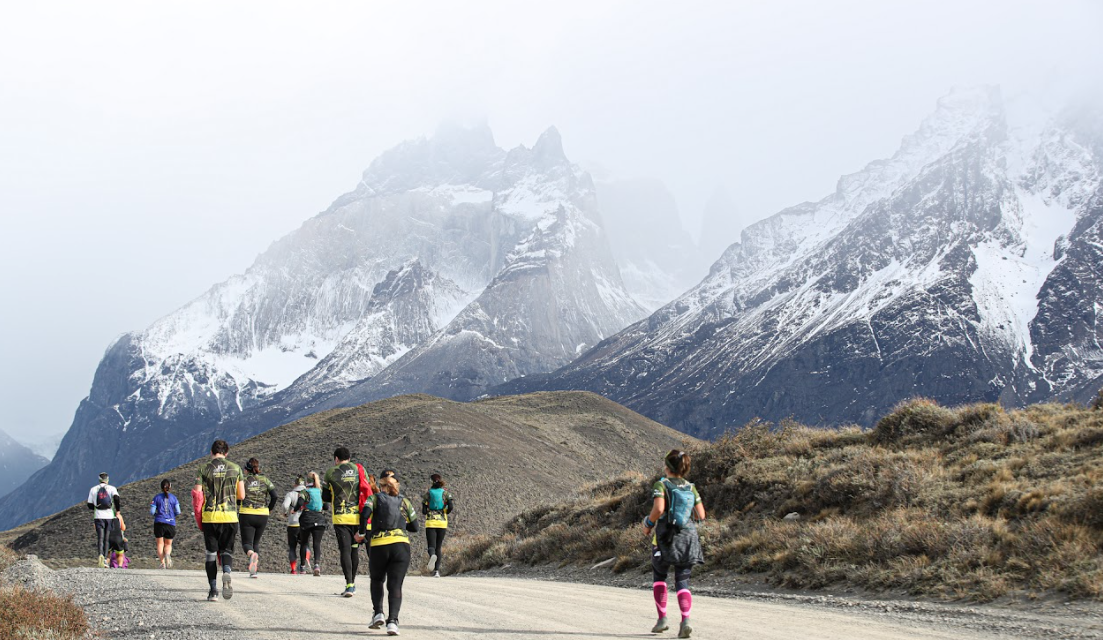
left=149, top=478, right=180, bottom=569
left=323, top=446, right=372, bottom=597
left=422, top=473, right=454, bottom=577
left=642, top=450, right=705, bottom=638
left=356, top=473, right=418, bottom=636
left=297, top=471, right=328, bottom=577
left=283, top=475, right=307, bottom=574
left=193, top=439, right=246, bottom=602
left=86, top=472, right=121, bottom=568
left=239, top=457, right=279, bottom=578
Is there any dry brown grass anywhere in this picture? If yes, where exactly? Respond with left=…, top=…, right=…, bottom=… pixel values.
left=0, top=586, right=89, bottom=640
left=451, top=396, right=1103, bottom=601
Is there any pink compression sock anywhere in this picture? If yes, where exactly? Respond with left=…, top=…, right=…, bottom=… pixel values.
left=677, top=589, right=692, bottom=620
left=653, top=582, right=668, bottom=618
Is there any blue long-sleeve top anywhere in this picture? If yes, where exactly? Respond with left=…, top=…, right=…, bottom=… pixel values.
left=150, top=492, right=181, bottom=525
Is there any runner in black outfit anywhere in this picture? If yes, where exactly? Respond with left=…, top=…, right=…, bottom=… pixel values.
left=357, top=474, right=418, bottom=636
left=239, top=457, right=278, bottom=578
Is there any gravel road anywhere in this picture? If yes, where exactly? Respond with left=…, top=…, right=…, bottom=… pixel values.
left=42, top=567, right=1103, bottom=639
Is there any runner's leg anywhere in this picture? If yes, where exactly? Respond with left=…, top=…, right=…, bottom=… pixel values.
left=386, top=544, right=411, bottom=623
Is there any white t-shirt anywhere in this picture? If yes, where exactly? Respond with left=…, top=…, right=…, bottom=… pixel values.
left=87, top=483, right=118, bottom=520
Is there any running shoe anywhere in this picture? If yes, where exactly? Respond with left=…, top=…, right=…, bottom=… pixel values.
left=369, top=613, right=386, bottom=629
left=432, top=571, right=441, bottom=578
left=386, top=621, right=400, bottom=636
left=97, top=555, right=105, bottom=568
left=159, top=560, right=166, bottom=570
left=651, top=617, right=669, bottom=633
left=313, top=565, right=321, bottom=577
left=248, top=551, right=259, bottom=577
left=427, top=553, right=437, bottom=573
left=678, top=618, right=692, bottom=638
left=222, top=572, right=233, bottom=600
left=206, top=590, right=219, bottom=602
left=166, top=555, right=173, bottom=569
left=342, top=585, right=356, bottom=598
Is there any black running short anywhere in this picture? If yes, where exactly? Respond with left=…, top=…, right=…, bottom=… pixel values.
left=202, top=522, right=238, bottom=554
left=154, top=522, right=177, bottom=540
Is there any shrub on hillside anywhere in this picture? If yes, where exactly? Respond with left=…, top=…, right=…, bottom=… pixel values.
left=1093, top=388, right=1103, bottom=411
left=0, top=587, right=88, bottom=640
left=873, top=398, right=957, bottom=444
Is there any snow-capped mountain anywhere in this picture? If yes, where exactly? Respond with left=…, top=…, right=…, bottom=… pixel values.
left=502, top=87, right=1103, bottom=437
left=595, top=179, right=705, bottom=311
left=0, top=124, right=644, bottom=530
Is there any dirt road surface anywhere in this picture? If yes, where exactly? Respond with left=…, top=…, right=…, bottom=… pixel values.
left=52, top=568, right=1103, bottom=639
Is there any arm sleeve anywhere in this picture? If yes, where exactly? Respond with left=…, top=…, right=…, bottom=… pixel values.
left=282, top=492, right=293, bottom=514
left=445, top=492, right=455, bottom=514
left=173, top=496, right=181, bottom=515
left=404, top=499, right=419, bottom=533
left=267, top=487, right=279, bottom=511
left=321, top=471, right=333, bottom=504
left=358, top=496, right=375, bottom=534
left=113, top=495, right=122, bottom=512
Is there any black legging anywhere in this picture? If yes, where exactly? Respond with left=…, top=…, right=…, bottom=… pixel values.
left=298, top=526, right=324, bottom=569
left=425, top=528, right=447, bottom=572
left=369, top=543, right=411, bottom=623
left=287, top=526, right=302, bottom=564
left=334, top=524, right=361, bottom=584
left=652, top=546, right=692, bottom=592
left=94, top=519, right=111, bottom=559
left=240, top=514, right=269, bottom=556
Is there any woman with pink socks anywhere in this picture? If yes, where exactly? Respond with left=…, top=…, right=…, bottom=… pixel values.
left=642, top=449, right=706, bottom=638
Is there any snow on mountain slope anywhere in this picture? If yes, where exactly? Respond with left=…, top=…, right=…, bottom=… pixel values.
left=502, top=87, right=1103, bottom=437
left=0, top=124, right=640, bottom=530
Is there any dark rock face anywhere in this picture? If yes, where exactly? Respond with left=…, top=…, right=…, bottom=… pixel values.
left=499, top=89, right=1103, bottom=438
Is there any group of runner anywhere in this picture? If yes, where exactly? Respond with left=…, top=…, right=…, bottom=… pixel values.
left=90, top=443, right=702, bottom=638
left=88, top=440, right=455, bottom=636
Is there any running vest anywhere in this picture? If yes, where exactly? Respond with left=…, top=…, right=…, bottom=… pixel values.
left=240, top=474, right=275, bottom=515
left=369, top=493, right=415, bottom=547
left=424, top=488, right=451, bottom=529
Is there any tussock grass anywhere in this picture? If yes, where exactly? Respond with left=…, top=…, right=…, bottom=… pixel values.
left=451, top=396, right=1103, bottom=601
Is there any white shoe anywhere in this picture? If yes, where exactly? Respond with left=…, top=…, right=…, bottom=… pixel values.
left=386, top=621, right=399, bottom=635
left=369, top=613, right=386, bottom=629
left=166, top=555, right=173, bottom=569
left=427, top=554, right=437, bottom=572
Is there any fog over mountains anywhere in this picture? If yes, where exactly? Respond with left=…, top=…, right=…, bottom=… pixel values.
left=504, top=87, right=1103, bottom=437
left=0, top=125, right=662, bottom=529
left=3, top=86, right=1101, bottom=531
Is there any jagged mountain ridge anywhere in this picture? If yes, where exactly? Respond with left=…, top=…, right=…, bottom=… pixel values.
left=500, top=87, right=1103, bottom=437
left=0, top=125, right=646, bottom=530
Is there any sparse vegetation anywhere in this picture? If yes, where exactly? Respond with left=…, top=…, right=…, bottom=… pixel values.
left=0, top=547, right=89, bottom=640
left=452, top=397, right=1103, bottom=601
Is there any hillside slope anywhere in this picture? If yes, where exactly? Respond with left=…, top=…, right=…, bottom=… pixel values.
left=453, top=395, right=1103, bottom=601
left=1, top=392, right=687, bottom=574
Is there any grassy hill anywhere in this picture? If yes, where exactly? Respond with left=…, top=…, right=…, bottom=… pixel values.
left=452, top=395, right=1103, bottom=601
left=1, top=392, right=688, bottom=573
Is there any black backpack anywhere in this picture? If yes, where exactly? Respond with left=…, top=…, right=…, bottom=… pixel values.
left=95, top=486, right=112, bottom=510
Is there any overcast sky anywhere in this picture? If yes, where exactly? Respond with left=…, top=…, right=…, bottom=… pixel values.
left=1, top=1, right=1100, bottom=446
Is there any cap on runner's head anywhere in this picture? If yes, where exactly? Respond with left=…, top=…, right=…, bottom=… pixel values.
left=99, top=472, right=109, bottom=483
left=295, top=475, right=305, bottom=486
left=380, top=469, right=397, bottom=480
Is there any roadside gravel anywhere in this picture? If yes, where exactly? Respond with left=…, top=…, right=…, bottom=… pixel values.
left=27, top=564, right=1103, bottom=639
left=42, top=567, right=232, bottom=640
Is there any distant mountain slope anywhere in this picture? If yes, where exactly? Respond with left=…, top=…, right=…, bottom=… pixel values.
left=0, top=430, right=48, bottom=499
left=1, top=392, right=688, bottom=572
left=501, top=87, right=1103, bottom=437
left=0, top=125, right=646, bottom=531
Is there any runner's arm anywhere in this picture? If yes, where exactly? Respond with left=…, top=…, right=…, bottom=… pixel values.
left=192, top=484, right=204, bottom=530
left=404, top=498, right=419, bottom=533
left=357, top=496, right=375, bottom=537
left=445, top=493, right=455, bottom=514
left=236, top=479, right=245, bottom=502
left=149, top=498, right=157, bottom=516
left=267, top=486, right=279, bottom=511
